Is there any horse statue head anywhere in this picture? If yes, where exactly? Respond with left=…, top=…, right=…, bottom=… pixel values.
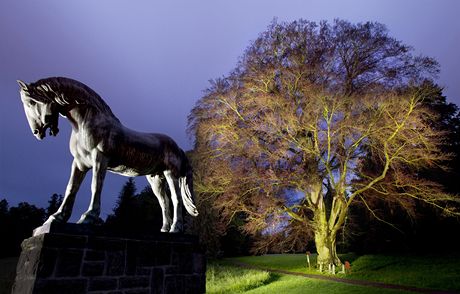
left=17, top=80, right=60, bottom=140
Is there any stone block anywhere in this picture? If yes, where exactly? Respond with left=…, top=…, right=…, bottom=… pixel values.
left=172, top=252, right=193, bottom=274
left=192, top=253, right=206, bottom=274
left=124, top=289, right=150, bottom=294
left=106, top=250, right=125, bottom=276
left=88, top=277, right=118, bottom=291
left=85, top=250, right=106, bottom=261
left=36, top=248, right=58, bottom=278
left=34, top=278, right=87, bottom=294
left=55, top=249, right=83, bottom=277
left=165, top=275, right=184, bottom=293
left=12, top=224, right=205, bottom=294
left=44, top=233, right=87, bottom=249
left=119, top=276, right=150, bottom=289
left=185, top=275, right=206, bottom=294
left=87, top=236, right=125, bottom=251
left=150, top=267, right=164, bottom=294
left=136, top=266, right=152, bottom=276
left=82, top=262, right=105, bottom=277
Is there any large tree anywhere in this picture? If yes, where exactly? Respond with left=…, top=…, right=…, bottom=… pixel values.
left=189, top=19, right=459, bottom=267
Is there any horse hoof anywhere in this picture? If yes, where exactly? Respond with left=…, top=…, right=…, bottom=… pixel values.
left=44, top=215, right=59, bottom=225
left=77, top=214, right=103, bottom=225
left=169, top=225, right=182, bottom=233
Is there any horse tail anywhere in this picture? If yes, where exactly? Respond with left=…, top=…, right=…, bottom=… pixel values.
left=179, top=153, right=199, bottom=217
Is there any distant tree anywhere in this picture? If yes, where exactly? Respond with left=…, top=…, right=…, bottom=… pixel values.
left=0, top=199, right=9, bottom=256
left=3, top=202, right=45, bottom=256
left=106, top=179, right=163, bottom=234
left=106, top=178, right=137, bottom=232
left=418, top=81, right=460, bottom=193
left=189, top=19, right=458, bottom=267
left=0, top=199, right=8, bottom=215
left=46, top=193, right=63, bottom=218
left=132, top=186, right=163, bottom=233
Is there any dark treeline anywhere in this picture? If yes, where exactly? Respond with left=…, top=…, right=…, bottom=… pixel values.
left=0, top=178, right=165, bottom=258
left=0, top=195, right=60, bottom=257
left=105, top=178, right=163, bottom=235
left=1, top=174, right=459, bottom=259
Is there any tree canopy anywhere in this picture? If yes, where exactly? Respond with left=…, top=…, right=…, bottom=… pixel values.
left=188, top=19, right=459, bottom=265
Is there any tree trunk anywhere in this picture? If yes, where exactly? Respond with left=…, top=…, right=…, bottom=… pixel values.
left=310, top=181, right=342, bottom=269
left=313, top=206, right=342, bottom=268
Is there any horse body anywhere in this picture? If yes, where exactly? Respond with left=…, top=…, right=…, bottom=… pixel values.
left=70, top=120, right=183, bottom=177
left=18, top=77, right=198, bottom=234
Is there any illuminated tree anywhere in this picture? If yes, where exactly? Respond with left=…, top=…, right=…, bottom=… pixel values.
left=189, top=19, right=458, bottom=267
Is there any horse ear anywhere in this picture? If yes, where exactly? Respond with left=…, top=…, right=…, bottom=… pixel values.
left=17, top=80, right=29, bottom=91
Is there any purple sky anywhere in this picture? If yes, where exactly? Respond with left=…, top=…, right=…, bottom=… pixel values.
left=1, top=0, right=459, bottom=222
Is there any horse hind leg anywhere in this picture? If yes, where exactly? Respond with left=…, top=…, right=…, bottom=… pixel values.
left=147, top=175, right=171, bottom=232
left=163, top=170, right=183, bottom=233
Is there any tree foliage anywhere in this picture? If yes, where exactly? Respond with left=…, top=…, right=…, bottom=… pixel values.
left=46, top=193, right=63, bottom=218
left=105, top=178, right=163, bottom=234
left=0, top=199, right=46, bottom=257
left=188, top=19, right=458, bottom=264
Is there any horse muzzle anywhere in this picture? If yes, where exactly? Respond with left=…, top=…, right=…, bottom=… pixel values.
left=33, top=128, right=46, bottom=140
left=33, top=123, right=59, bottom=140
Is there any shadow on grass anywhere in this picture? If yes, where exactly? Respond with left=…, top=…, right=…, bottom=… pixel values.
left=252, top=272, right=281, bottom=291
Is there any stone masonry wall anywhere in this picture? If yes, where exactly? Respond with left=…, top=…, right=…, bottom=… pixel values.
left=12, top=232, right=206, bottom=294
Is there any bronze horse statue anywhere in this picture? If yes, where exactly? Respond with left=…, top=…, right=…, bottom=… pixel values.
left=18, top=77, right=198, bottom=234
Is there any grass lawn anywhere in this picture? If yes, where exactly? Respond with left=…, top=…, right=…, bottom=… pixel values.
left=208, top=259, right=407, bottom=293
left=0, top=257, right=17, bottom=294
left=207, top=261, right=273, bottom=293
left=230, top=253, right=460, bottom=291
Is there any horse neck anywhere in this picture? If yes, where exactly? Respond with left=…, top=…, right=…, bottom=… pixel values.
left=64, top=104, right=120, bottom=131
left=46, top=81, right=120, bottom=129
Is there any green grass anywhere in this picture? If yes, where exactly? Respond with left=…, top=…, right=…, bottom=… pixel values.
left=208, top=260, right=406, bottom=294
left=348, top=254, right=460, bottom=291
left=0, top=257, right=17, bottom=294
left=206, top=260, right=273, bottom=293
left=245, top=274, right=405, bottom=294
left=229, top=253, right=460, bottom=291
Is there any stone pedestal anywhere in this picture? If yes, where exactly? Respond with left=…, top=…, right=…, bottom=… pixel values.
left=12, top=223, right=206, bottom=294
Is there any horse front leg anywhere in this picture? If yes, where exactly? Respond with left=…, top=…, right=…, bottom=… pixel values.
left=163, top=170, right=183, bottom=233
left=45, top=160, right=88, bottom=225
left=77, top=151, right=107, bottom=224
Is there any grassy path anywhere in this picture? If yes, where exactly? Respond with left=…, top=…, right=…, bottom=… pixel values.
left=231, top=261, right=459, bottom=294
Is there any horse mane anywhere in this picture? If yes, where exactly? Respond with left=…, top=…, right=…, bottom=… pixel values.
left=29, top=77, right=118, bottom=119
